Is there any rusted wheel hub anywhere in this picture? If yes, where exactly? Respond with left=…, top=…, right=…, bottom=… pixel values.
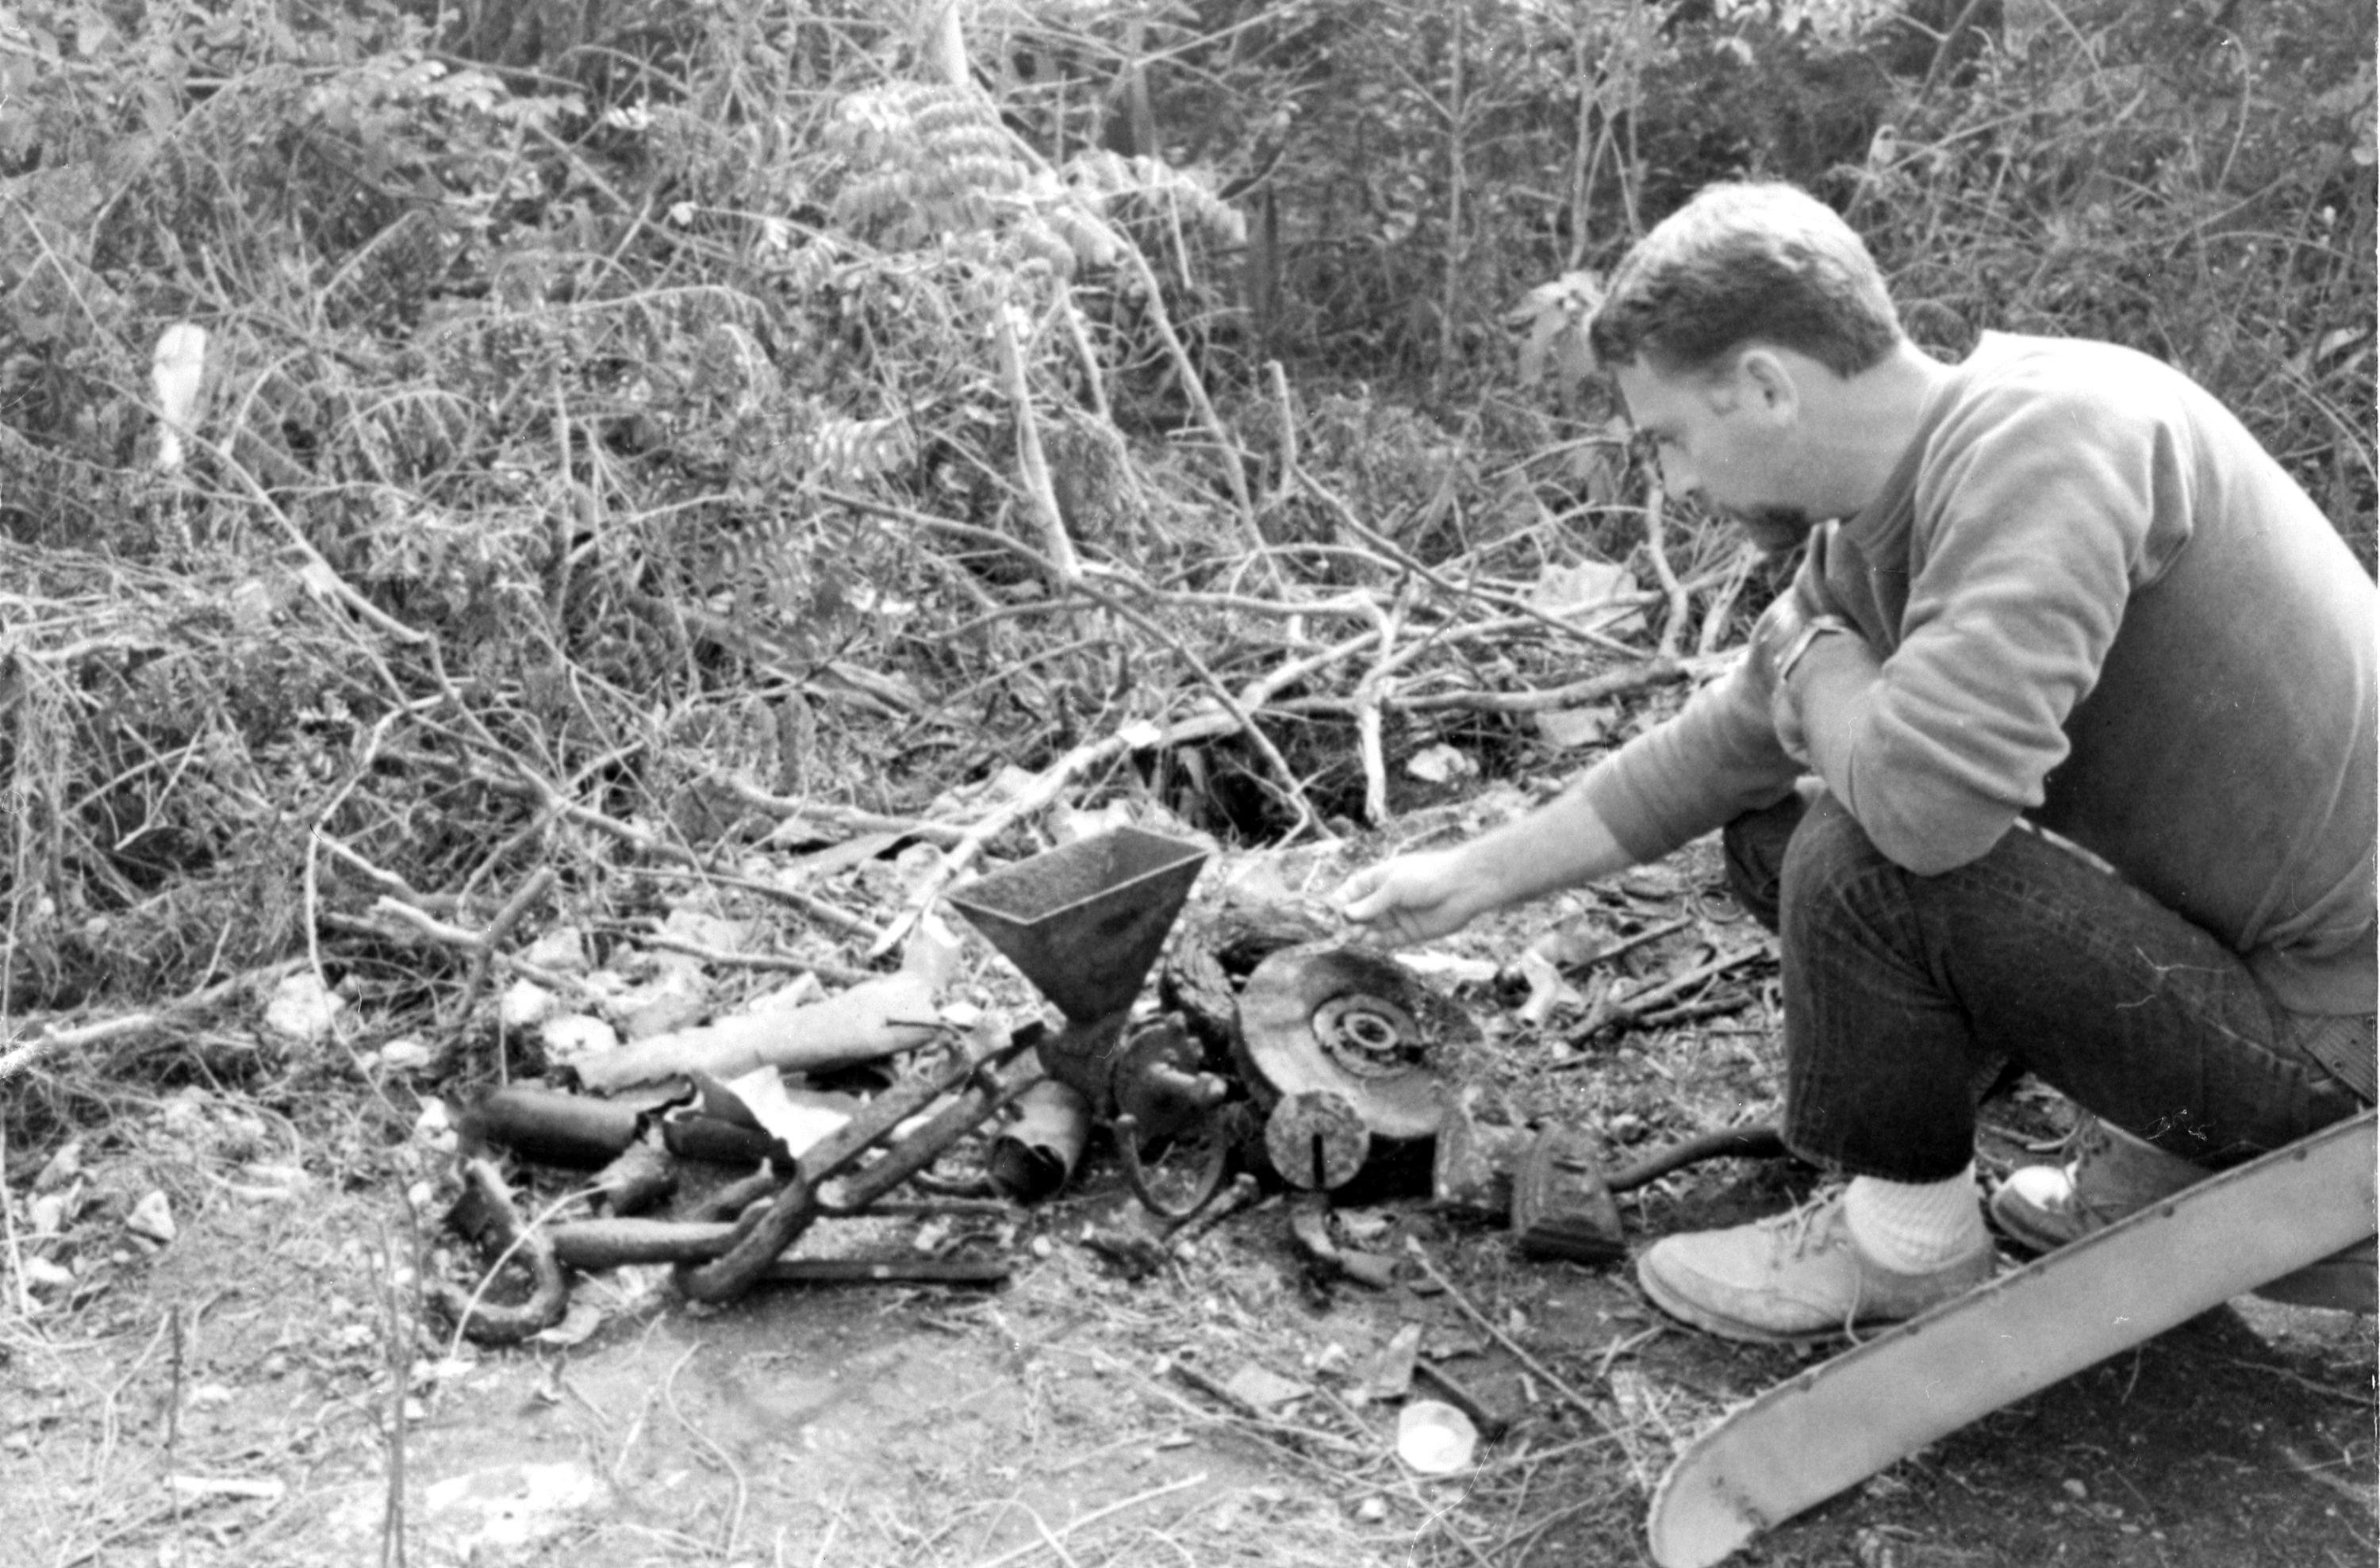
left=1234, top=945, right=1475, bottom=1144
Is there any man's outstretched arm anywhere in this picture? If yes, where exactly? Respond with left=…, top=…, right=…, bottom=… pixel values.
left=1335, top=782, right=1637, bottom=945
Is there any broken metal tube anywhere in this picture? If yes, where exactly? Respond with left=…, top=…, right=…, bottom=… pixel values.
left=987, top=1078, right=1093, bottom=1202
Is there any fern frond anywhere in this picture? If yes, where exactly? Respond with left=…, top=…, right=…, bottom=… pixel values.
left=808, top=412, right=915, bottom=487
left=1067, top=150, right=1245, bottom=246
left=1010, top=216, right=1078, bottom=279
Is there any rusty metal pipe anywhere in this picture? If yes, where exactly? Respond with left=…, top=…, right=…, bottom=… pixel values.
left=823, top=1059, right=1045, bottom=1214
left=675, top=1027, right=1038, bottom=1302
left=548, top=1217, right=739, bottom=1269
left=988, top=1079, right=1094, bottom=1202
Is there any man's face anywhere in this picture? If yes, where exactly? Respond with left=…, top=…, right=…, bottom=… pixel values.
left=1613, top=356, right=1814, bottom=555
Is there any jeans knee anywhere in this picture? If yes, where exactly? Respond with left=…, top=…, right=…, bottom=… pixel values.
left=1722, top=786, right=1813, bottom=933
left=1778, top=791, right=1900, bottom=942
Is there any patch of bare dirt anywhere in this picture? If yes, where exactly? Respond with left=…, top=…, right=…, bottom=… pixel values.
left=3, top=825, right=2372, bottom=1568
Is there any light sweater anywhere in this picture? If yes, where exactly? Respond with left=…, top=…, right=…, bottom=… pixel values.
left=1583, top=332, right=2377, bottom=1017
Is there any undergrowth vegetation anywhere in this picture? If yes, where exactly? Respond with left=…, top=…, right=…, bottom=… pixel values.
left=0, top=0, right=2370, bottom=1118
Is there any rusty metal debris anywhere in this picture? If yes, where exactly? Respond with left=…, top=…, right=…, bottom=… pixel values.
left=1237, top=945, right=1477, bottom=1194
left=435, top=832, right=1525, bottom=1339
left=947, top=829, right=1243, bottom=1225
left=431, top=1156, right=569, bottom=1344
left=436, top=1022, right=1038, bottom=1339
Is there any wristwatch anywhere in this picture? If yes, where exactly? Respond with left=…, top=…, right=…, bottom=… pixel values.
left=1775, top=613, right=1858, bottom=685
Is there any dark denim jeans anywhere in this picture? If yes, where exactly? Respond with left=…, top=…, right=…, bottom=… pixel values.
left=1723, top=789, right=2367, bottom=1183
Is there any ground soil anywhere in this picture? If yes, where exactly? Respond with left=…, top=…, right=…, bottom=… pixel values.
left=4, top=832, right=2373, bottom=1568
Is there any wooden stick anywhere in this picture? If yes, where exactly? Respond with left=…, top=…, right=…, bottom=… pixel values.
left=710, top=781, right=969, bottom=845
left=963, top=1472, right=1207, bottom=1568
left=1353, top=590, right=1411, bottom=824
left=993, top=302, right=1082, bottom=587
left=1407, top=1247, right=1609, bottom=1431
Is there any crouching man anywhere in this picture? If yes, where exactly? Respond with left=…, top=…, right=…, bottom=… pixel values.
left=1338, top=181, right=2376, bottom=1341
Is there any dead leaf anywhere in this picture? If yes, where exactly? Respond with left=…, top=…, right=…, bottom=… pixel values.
left=1363, top=1322, right=1423, bottom=1401
left=1527, top=914, right=1606, bottom=970
left=521, top=927, right=589, bottom=973
left=33, top=1140, right=82, bottom=1192
left=1535, top=704, right=1613, bottom=749
left=1526, top=559, right=1645, bottom=636
left=167, top=1474, right=286, bottom=1502
left=900, top=907, right=964, bottom=989
left=1223, top=1363, right=1313, bottom=1412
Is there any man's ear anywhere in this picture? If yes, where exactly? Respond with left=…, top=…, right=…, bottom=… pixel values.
left=1737, top=348, right=1801, bottom=421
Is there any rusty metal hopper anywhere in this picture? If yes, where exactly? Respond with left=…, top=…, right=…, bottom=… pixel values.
left=945, top=828, right=1208, bottom=1024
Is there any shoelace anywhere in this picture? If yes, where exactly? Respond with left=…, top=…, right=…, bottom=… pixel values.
left=1756, top=1187, right=1848, bottom=1260
left=1752, top=1190, right=1884, bottom=1343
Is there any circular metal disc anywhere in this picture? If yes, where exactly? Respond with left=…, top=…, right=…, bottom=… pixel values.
left=1265, top=1090, right=1372, bottom=1190
left=1234, top=944, right=1476, bottom=1141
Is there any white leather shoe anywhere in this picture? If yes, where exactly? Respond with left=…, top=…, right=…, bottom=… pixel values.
left=1637, top=1188, right=1994, bottom=1344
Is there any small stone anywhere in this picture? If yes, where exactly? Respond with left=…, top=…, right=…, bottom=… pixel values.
left=539, top=1014, right=620, bottom=1062
left=2062, top=1478, right=2088, bottom=1501
left=126, top=1190, right=177, bottom=1245
left=500, top=979, right=559, bottom=1029
left=374, top=1038, right=434, bottom=1073
left=22, top=1255, right=75, bottom=1292
left=413, top=1099, right=458, bottom=1155
left=1356, top=1496, right=1388, bottom=1523
left=263, top=972, right=341, bottom=1045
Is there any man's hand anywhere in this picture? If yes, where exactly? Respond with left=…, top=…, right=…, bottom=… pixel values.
left=1749, top=580, right=1860, bottom=765
left=1749, top=595, right=1818, bottom=762
left=1335, top=849, right=1482, bottom=945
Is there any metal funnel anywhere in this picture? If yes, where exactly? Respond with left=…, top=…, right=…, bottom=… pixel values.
left=945, top=828, right=1208, bottom=1024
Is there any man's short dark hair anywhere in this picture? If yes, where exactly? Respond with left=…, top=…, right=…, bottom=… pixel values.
left=1586, top=182, right=1903, bottom=379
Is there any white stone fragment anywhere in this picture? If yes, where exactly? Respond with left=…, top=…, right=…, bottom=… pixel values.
left=126, top=1190, right=177, bottom=1245
left=539, top=1014, right=620, bottom=1063
left=499, top=979, right=559, bottom=1029
left=263, top=972, right=341, bottom=1045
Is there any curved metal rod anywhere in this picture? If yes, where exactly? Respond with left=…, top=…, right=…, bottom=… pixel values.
left=432, top=1156, right=571, bottom=1344
left=1115, top=1110, right=1234, bottom=1229
left=1605, top=1124, right=1789, bottom=1194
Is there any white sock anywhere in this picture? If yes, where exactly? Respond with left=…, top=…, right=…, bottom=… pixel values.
left=1844, top=1165, right=1986, bottom=1273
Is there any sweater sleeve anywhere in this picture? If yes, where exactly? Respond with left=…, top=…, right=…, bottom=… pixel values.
left=1580, top=652, right=1804, bottom=865
left=1814, top=382, right=2181, bottom=874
